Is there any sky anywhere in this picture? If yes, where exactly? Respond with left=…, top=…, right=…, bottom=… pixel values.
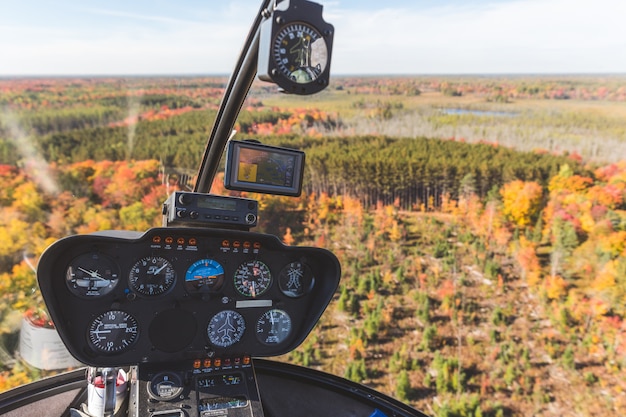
left=1, top=0, right=625, bottom=76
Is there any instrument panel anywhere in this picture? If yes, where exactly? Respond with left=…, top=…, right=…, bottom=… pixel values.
left=37, top=227, right=340, bottom=367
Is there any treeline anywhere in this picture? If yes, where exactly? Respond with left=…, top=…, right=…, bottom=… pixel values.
left=0, top=107, right=311, bottom=168
left=262, top=135, right=588, bottom=209
left=1, top=96, right=589, bottom=210
left=1, top=121, right=588, bottom=211
left=334, top=75, right=626, bottom=101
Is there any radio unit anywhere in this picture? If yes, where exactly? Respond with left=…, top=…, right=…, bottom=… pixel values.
left=163, top=192, right=257, bottom=230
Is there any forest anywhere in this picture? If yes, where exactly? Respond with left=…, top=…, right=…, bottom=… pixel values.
left=0, top=75, right=625, bottom=416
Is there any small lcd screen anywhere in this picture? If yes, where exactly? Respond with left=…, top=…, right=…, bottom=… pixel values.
left=199, top=396, right=248, bottom=411
left=197, top=196, right=237, bottom=211
left=197, top=373, right=243, bottom=388
left=225, top=141, right=304, bottom=196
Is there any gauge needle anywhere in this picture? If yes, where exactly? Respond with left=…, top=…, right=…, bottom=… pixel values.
left=152, top=264, right=168, bottom=275
left=78, top=267, right=107, bottom=281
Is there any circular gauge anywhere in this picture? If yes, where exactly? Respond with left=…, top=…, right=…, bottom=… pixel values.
left=207, top=310, right=246, bottom=348
left=129, top=256, right=176, bottom=296
left=234, top=260, right=272, bottom=298
left=66, top=253, right=120, bottom=297
left=185, top=259, right=225, bottom=293
left=148, top=371, right=184, bottom=401
left=256, top=309, right=292, bottom=345
left=273, top=22, right=328, bottom=84
left=278, top=261, right=314, bottom=298
left=87, top=310, right=138, bottom=354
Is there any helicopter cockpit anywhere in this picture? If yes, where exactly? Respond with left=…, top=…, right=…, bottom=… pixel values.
left=0, top=1, right=424, bottom=416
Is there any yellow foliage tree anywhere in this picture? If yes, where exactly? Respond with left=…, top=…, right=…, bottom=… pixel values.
left=500, top=180, right=543, bottom=227
left=545, top=274, right=568, bottom=300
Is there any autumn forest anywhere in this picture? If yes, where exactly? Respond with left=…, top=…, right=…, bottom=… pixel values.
left=1, top=75, right=626, bottom=416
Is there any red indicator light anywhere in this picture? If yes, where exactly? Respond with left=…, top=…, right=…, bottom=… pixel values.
left=243, top=356, right=251, bottom=365
left=177, top=237, right=185, bottom=245
left=189, top=238, right=197, bottom=245
left=243, top=242, right=251, bottom=249
left=253, top=242, right=261, bottom=249
left=165, top=237, right=174, bottom=244
left=233, top=241, right=241, bottom=248
left=193, top=359, right=201, bottom=369
left=222, top=240, right=230, bottom=247
left=153, top=236, right=161, bottom=243
left=203, top=359, right=211, bottom=368
left=214, top=358, right=221, bottom=367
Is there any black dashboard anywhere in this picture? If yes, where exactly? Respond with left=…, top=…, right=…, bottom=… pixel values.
left=37, top=227, right=341, bottom=368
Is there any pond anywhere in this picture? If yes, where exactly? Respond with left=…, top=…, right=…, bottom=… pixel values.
left=441, top=108, right=518, bottom=117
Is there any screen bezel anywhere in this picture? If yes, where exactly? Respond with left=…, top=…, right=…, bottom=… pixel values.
left=224, top=140, right=305, bottom=196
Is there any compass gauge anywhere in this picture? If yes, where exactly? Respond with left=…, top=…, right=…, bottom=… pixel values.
left=273, top=22, right=328, bottom=85
left=257, top=0, right=334, bottom=95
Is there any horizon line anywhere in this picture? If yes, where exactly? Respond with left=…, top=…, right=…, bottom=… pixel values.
left=2, top=72, right=626, bottom=80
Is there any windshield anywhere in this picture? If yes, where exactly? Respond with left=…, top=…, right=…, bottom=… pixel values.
left=1, top=1, right=626, bottom=416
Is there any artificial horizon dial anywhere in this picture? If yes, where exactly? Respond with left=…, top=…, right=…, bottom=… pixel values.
left=185, top=258, right=225, bottom=293
left=87, top=310, right=138, bottom=354
left=129, top=256, right=176, bottom=296
left=273, top=22, right=328, bottom=84
left=66, top=252, right=120, bottom=297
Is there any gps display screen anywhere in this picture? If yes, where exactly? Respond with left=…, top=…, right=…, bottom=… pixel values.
left=225, top=141, right=305, bottom=196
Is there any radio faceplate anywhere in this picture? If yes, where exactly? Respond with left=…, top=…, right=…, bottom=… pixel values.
left=163, top=192, right=257, bottom=229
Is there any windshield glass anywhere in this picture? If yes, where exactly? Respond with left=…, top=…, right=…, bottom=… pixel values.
left=1, top=1, right=626, bottom=416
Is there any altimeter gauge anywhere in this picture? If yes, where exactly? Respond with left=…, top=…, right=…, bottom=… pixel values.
left=129, top=256, right=176, bottom=296
left=87, top=310, right=139, bottom=354
left=66, top=252, right=120, bottom=298
left=207, top=310, right=246, bottom=348
left=256, top=309, right=292, bottom=345
left=258, top=0, right=334, bottom=95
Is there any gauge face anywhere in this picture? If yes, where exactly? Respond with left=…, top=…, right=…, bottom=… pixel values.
left=148, top=372, right=184, bottom=401
left=66, top=253, right=120, bottom=297
left=234, top=260, right=272, bottom=297
left=88, top=310, right=138, bottom=354
left=207, top=310, right=246, bottom=348
left=273, top=22, right=328, bottom=84
left=185, top=259, right=225, bottom=293
left=129, top=256, right=176, bottom=296
left=278, top=261, right=314, bottom=298
left=256, top=309, right=292, bottom=345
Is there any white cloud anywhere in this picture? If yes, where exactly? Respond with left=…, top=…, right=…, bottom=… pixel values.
left=330, top=0, right=626, bottom=73
left=1, top=0, right=625, bottom=75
